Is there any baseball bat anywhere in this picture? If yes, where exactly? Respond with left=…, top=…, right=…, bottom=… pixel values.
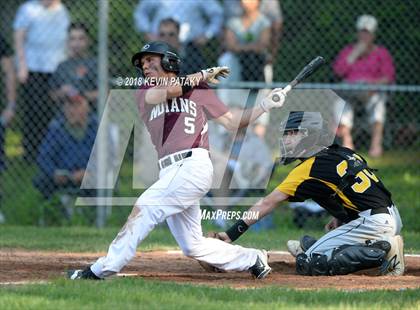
left=272, top=56, right=325, bottom=102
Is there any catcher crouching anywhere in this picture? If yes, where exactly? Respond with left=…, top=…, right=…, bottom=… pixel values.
left=209, top=111, right=404, bottom=276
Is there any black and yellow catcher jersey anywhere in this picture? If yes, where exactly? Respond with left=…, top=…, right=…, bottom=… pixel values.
left=277, top=145, right=393, bottom=222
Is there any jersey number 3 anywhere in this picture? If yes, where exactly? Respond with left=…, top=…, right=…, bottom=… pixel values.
left=336, top=160, right=379, bottom=193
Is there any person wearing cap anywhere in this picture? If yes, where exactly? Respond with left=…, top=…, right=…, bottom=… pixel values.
left=333, top=15, right=395, bottom=157
left=34, top=87, right=97, bottom=220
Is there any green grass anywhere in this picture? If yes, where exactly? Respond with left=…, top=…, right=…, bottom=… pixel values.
left=0, top=278, right=419, bottom=310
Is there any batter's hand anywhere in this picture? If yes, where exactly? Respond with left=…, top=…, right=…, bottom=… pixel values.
left=201, top=67, right=230, bottom=84
left=207, top=231, right=232, bottom=243
left=260, top=88, right=287, bottom=112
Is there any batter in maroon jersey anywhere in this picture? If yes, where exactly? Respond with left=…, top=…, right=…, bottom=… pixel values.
left=68, top=41, right=288, bottom=280
left=138, top=82, right=228, bottom=159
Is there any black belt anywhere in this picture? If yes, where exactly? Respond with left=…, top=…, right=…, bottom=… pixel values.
left=158, top=151, right=192, bottom=170
left=370, top=206, right=390, bottom=215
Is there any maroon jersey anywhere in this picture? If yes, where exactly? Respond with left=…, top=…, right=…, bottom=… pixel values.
left=137, top=83, right=228, bottom=159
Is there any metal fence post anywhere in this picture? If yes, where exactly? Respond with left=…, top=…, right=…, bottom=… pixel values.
left=96, top=0, right=109, bottom=228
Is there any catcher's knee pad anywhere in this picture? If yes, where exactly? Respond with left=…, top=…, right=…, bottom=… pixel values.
left=329, top=244, right=388, bottom=275
left=296, top=253, right=329, bottom=276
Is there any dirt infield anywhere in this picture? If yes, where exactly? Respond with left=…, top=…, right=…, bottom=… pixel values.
left=1, top=249, right=419, bottom=290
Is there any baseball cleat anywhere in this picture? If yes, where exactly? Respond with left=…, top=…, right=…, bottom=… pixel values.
left=249, top=250, right=271, bottom=279
left=67, top=267, right=102, bottom=280
left=287, top=240, right=303, bottom=257
left=380, top=235, right=405, bottom=276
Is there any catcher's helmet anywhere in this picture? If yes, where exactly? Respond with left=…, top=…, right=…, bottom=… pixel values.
left=131, top=41, right=181, bottom=74
left=279, top=111, right=326, bottom=165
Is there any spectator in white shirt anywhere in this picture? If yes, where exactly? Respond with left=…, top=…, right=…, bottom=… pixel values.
left=14, top=0, right=70, bottom=161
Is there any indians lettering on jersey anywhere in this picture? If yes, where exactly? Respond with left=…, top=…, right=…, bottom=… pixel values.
left=137, top=83, right=229, bottom=159
left=149, top=98, right=197, bottom=121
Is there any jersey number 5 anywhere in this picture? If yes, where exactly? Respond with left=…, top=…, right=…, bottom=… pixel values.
left=336, top=160, right=379, bottom=193
left=184, top=117, right=195, bottom=134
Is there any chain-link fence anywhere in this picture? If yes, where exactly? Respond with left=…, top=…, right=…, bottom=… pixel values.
left=0, top=0, right=418, bottom=227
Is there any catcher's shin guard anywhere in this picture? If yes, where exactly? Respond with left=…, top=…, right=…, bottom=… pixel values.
left=296, top=253, right=329, bottom=276
left=296, top=240, right=391, bottom=276
left=329, top=242, right=390, bottom=275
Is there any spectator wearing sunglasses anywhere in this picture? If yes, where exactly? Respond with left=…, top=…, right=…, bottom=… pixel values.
left=134, top=0, right=223, bottom=74
left=157, top=18, right=188, bottom=74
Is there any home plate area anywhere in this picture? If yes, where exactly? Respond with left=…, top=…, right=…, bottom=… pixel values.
left=1, top=250, right=419, bottom=290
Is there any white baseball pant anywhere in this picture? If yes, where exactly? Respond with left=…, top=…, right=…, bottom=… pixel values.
left=90, top=148, right=260, bottom=278
left=305, top=205, right=402, bottom=259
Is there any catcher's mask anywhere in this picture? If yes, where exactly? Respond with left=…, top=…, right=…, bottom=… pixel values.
left=279, top=111, right=326, bottom=165
left=131, top=41, right=181, bottom=75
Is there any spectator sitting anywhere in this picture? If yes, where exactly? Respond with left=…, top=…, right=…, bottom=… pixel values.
left=0, top=32, right=17, bottom=224
left=209, top=108, right=273, bottom=230
left=14, top=0, right=70, bottom=161
left=134, top=0, right=223, bottom=73
left=50, top=22, right=97, bottom=107
left=0, top=122, right=5, bottom=224
left=333, top=15, right=395, bottom=157
left=230, top=126, right=274, bottom=231
left=0, top=32, right=16, bottom=140
left=34, top=88, right=97, bottom=220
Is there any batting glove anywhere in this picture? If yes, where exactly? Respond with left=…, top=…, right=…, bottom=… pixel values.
left=201, top=66, right=230, bottom=84
left=260, top=88, right=287, bottom=112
